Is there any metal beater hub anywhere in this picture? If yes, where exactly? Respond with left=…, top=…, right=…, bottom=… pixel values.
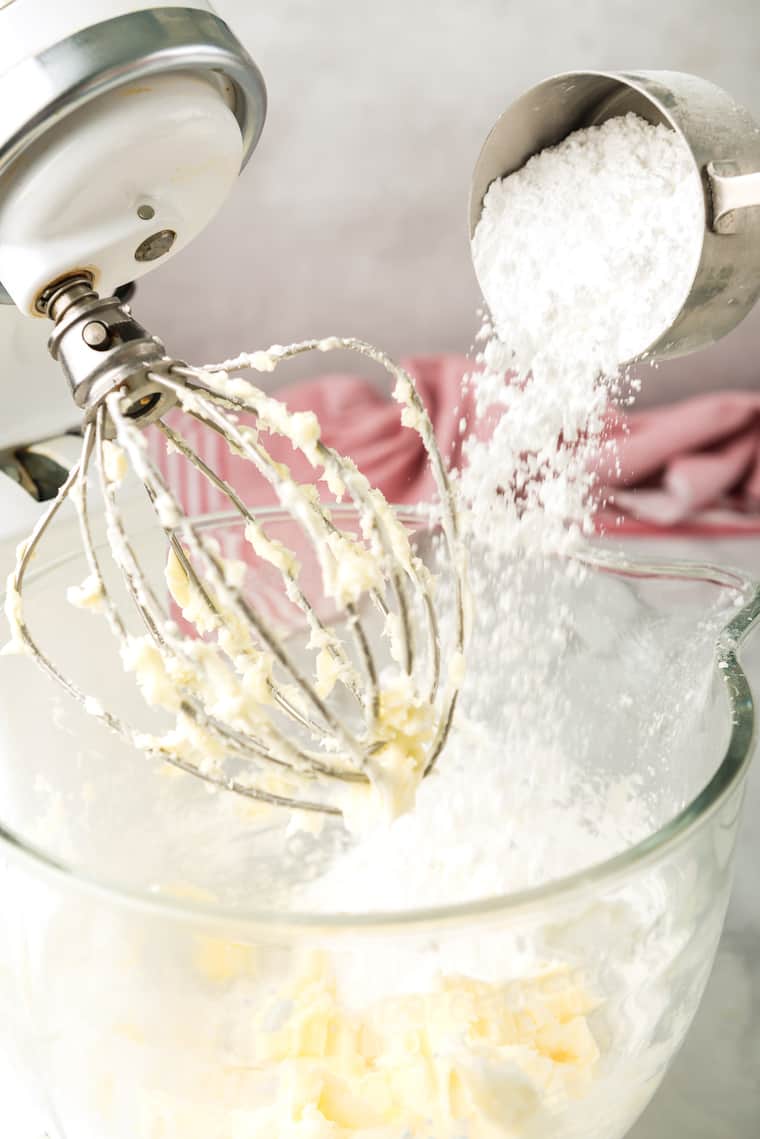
left=42, top=275, right=178, bottom=430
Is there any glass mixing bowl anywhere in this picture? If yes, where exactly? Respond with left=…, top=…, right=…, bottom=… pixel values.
left=0, top=508, right=757, bottom=1139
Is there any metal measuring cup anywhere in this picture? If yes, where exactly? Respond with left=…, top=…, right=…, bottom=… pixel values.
left=469, top=70, right=760, bottom=361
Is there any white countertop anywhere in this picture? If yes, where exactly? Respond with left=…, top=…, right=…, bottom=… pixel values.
left=2, top=535, right=758, bottom=1138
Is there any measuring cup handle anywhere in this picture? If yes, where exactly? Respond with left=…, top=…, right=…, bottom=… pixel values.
left=707, top=162, right=760, bottom=234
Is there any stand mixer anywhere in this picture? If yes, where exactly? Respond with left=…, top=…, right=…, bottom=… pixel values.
left=0, top=1, right=265, bottom=533
left=0, top=1, right=466, bottom=820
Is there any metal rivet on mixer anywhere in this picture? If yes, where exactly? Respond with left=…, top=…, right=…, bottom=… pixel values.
left=137, top=204, right=155, bottom=221
left=82, top=320, right=110, bottom=349
left=134, top=229, right=177, bottom=263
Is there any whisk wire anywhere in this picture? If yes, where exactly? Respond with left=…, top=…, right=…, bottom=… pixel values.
left=108, top=392, right=373, bottom=774
left=169, top=368, right=428, bottom=706
left=155, top=418, right=370, bottom=716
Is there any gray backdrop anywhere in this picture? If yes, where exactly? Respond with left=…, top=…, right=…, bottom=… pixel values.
left=135, top=0, right=760, bottom=404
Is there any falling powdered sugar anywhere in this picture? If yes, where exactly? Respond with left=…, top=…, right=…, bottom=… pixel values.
left=465, top=112, right=703, bottom=556
left=298, top=113, right=706, bottom=915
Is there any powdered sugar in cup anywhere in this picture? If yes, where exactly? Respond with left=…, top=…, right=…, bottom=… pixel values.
left=470, top=70, right=760, bottom=363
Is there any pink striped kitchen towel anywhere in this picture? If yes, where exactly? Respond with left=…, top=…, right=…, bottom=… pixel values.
left=150, top=357, right=760, bottom=535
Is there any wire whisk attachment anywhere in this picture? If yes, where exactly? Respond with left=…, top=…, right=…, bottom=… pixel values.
left=4, top=279, right=468, bottom=824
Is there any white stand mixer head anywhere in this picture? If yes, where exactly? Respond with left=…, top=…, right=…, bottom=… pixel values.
left=0, top=1, right=267, bottom=540
left=0, top=72, right=244, bottom=313
left=0, top=2, right=266, bottom=313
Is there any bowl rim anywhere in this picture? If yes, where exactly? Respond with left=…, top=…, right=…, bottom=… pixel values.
left=1, top=506, right=758, bottom=935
